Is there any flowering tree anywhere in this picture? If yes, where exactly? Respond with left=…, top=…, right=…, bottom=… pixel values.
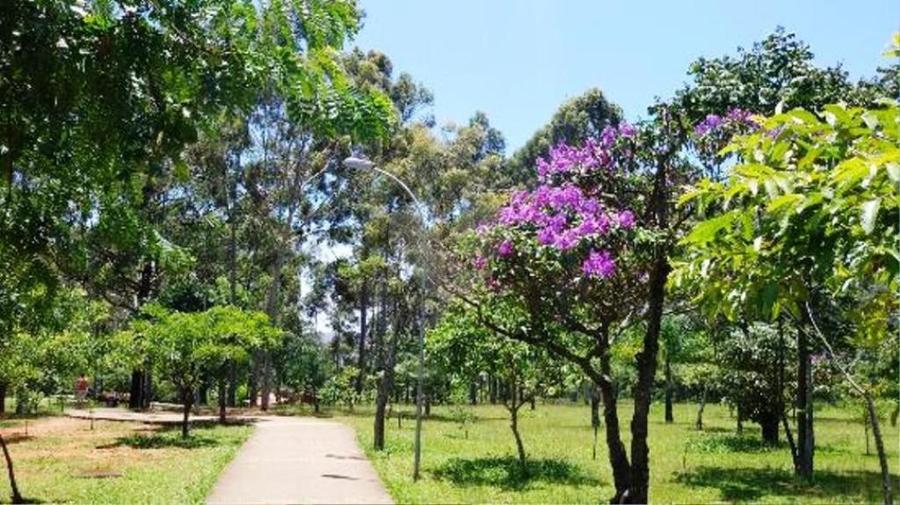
left=458, top=118, right=686, bottom=503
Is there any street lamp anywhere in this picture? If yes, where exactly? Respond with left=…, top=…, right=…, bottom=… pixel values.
left=342, top=156, right=428, bottom=481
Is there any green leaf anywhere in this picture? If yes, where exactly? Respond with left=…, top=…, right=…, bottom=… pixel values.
left=860, top=198, right=881, bottom=234
left=684, top=211, right=737, bottom=245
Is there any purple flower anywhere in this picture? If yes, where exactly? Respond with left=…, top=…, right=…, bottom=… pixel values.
left=497, top=240, right=515, bottom=257
left=618, top=122, right=637, bottom=138
left=617, top=210, right=636, bottom=230
left=553, top=230, right=579, bottom=251
left=582, top=250, right=616, bottom=278
left=537, top=227, right=556, bottom=245
left=473, top=255, right=487, bottom=270
left=694, top=114, right=723, bottom=136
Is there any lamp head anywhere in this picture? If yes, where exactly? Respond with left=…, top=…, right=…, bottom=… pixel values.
left=342, top=156, right=375, bottom=171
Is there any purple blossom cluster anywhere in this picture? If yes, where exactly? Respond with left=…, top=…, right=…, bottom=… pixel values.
left=536, top=122, right=636, bottom=180
left=694, top=108, right=759, bottom=137
left=582, top=250, right=616, bottom=278
left=495, top=183, right=635, bottom=255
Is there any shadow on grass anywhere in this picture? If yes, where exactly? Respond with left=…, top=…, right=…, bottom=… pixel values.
left=433, top=456, right=600, bottom=490
left=98, top=431, right=219, bottom=450
left=675, top=466, right=897, bottom=502
left=685, top=434, right=788, bottom=454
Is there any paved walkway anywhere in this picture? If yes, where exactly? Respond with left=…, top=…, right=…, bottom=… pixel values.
left=68, top=408, right=393, bottom=504
left=206, top=416, right=393, bottom=505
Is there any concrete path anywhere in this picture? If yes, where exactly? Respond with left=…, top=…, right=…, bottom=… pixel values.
left=206, top=416, right=393, bottom=505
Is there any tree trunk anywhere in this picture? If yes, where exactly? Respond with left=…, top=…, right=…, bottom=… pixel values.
left=865, top=395, right=893, bottom=505
left=374, top=389, right=387, bottom=450
left=782, top=413, right=800, bottom=472
left=507, top=380, right=526, bottom=467
left=664, top=354, right=674, bottom=423
left=0, top=433, right=23, bottom=504
left=198, top=380, right=209, bottom=406
left=261, top=249, right=285, bottom=412
left=489, top=376, right=497, bottom=404
left=590, top=384, right=601, bottom=460
left=760, top=412, right=779, bottom=444
left=796, top=326, right=814, bottom=479
left=469, top=381, right=478, bottom=405
left=695, top=389, right=706, bottom=431
left=248, top=357, right=259, bottom=408
left=181, top=390, right=192, bottom=439
left=627, top=251, right=669, bottom=504
left=218, top=370, right=227, bottom=424
left=142, top=366, right=153, bottom=409
left=356, top=282, right=368, bottom=395
left=0, top=382, right=6, bottom=415
left=599, top=354, right=631, bottom=502
left=129, top=369, right=144, bottom=409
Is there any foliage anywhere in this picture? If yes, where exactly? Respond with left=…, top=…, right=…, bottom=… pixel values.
left=676, top=102, right=898, bottom=338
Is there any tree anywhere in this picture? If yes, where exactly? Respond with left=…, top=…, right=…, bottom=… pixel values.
left=676, top=102, right=898, bottom=503
left=461, top=119, right=681, bottom=503
left=122, top=305, right=281, bottom=437
left=429, top=301, right=558, bottom=466
left=508, top=89, right=622, bottom=184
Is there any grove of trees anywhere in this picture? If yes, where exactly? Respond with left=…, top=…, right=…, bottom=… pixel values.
left=1, top=1, right=897, bottom=502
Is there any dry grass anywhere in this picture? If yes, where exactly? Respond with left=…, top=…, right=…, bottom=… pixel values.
left=0, top=416, right=250, bottom=504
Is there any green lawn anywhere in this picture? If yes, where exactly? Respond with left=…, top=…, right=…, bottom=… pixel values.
left=336, top=401, right=898, bottom=504
left=0, top=416, right=251, bottom=504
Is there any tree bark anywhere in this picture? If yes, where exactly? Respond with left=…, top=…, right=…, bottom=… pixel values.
left=261, top=249, right=286, bottom=411
left=627, top=251, right=669, bottom=504
left=181, top=389, right=193, bottom=439
left=599, top=354, right=631, bottom=502
left=507, top=379, right=526, bottom=467
left=664, top=354, right=674, bottom=423
left=695, top=389, right=706, bottom=431
left=248, top=358, right=259, bottom=408
left=218, top=367, right=227, bottom=424
left=865, top=395, right=893, bottom=505
left=590, top=383, right=601, bottom=461
left=0, top=433, right=23, bottom=504
left=469, top=381, right=478, bottom=405
left=0, top=382, right=6, bottom=415
left=760, top=413, right=779, bottom=444
left=129, top=369, right=144, bottom=410
left=796, top=325, right=814, bottom=479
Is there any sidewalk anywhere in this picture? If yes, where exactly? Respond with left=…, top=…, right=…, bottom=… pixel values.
left=205, top=416, right=393, bottom=505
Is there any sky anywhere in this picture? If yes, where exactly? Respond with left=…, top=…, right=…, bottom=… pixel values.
left=352, top=0, right=898, bottom=152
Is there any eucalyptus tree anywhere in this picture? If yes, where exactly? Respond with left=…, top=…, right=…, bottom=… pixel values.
left=507, top=88, right=623, bottom=185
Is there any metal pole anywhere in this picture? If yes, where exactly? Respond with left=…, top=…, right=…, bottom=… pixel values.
left=413, top=286, right=425, bottom=481
left=343, top=157, right=429, bottom=482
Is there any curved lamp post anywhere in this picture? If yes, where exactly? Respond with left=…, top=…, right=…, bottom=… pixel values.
left=342, top=156, right=428, bottom=481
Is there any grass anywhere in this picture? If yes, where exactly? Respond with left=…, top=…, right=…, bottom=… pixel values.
left=0, top=416, right=251, bottom=504
left=333, top=401, right=899, bottom=504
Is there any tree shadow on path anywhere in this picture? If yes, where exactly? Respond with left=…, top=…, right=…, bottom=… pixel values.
left=674, top=466, right=898, bottom=503
left=433, top=456, right=600, bottom=491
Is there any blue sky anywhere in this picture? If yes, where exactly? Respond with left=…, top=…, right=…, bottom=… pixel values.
left=352, top=0, right=898, bottom=152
